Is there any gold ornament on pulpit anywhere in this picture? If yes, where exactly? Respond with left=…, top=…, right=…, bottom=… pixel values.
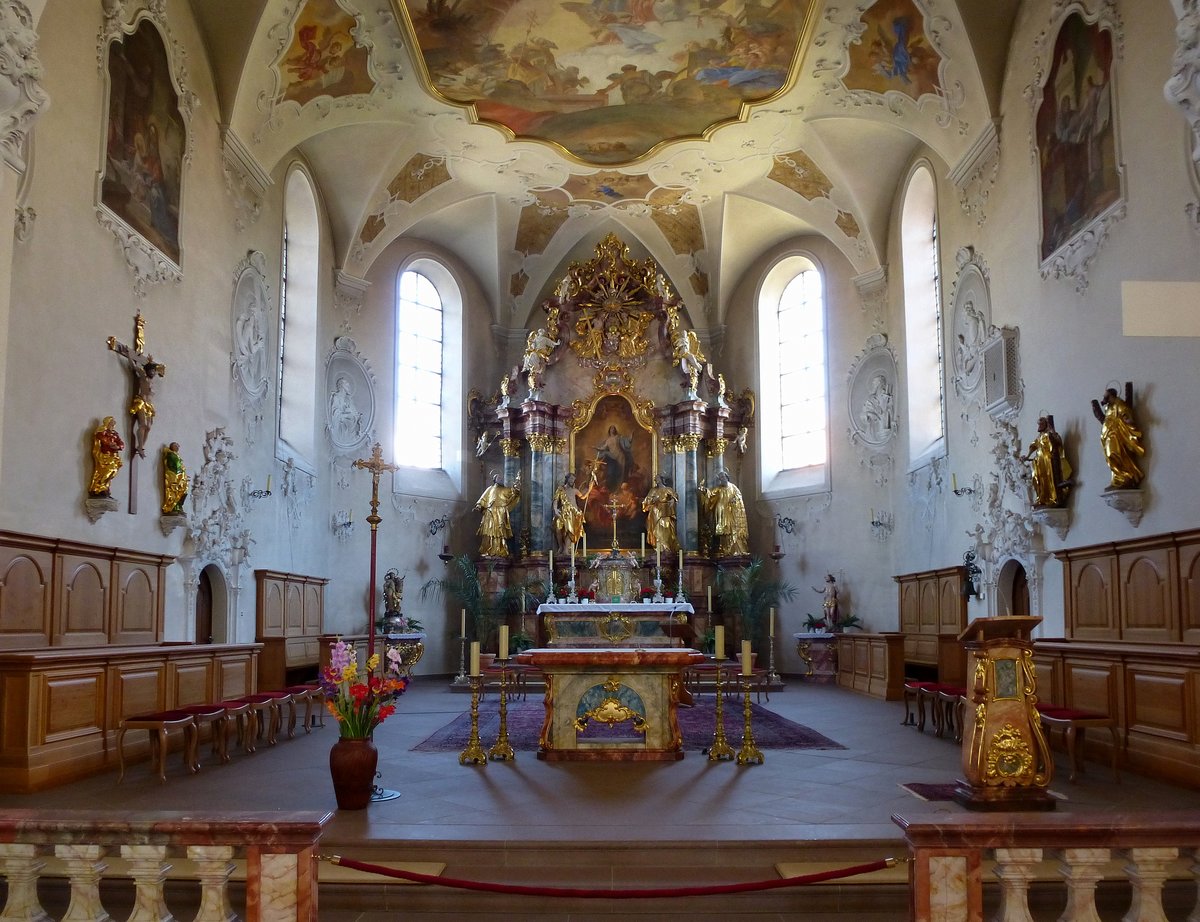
left=954, top=616, right=1055, bottom=811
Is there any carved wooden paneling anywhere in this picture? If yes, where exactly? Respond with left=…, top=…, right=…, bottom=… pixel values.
left=110, top=663, right=167, bottom=722
left=1062, top=660, right=1119, bottom=717
left=918, top=580, right=937, bottom=632
left=899, top=578, right=919, bottom=633
left=937, top=574, right=964, bottom=634
left=56, top=557, right=109, bottom=647
left=837, top=633, right=904, bottom=700
left=258, top=579, right=285, bottom=637
left=1179, top=538, right=1200, bottom=645
left=1119, top=543, right=1178, bottom=643
left=1031, top=652, right=1061, bottom=707
left=1068, top=557, right=1117, bottom=639
left=112, top=561, right=158, bottom=644
left=1125, top=665, right=1190, bottom=742
left=43, top=671, right=105, bottom=741
left=284, top=582, right=303, bottom=633
left=216, top=654, right=254, bottom=700
left=303, top=581, right=323, bottom=635
left=0, top=544, right=53, bottom=648
left=169, top=658, right=214, bottom=707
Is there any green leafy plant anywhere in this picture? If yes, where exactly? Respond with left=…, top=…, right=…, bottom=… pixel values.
left=716, top=556, right=797, bottom=644
left=510, top=630, right=535, bottom=654
left=421, top=554, right=542, bottom=645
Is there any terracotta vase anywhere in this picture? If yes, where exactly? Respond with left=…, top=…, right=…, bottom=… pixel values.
left=329, top=737, right=378, bottom=810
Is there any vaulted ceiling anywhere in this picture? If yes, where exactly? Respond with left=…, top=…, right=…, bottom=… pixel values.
left=188, top=0, right=1019, bottom=329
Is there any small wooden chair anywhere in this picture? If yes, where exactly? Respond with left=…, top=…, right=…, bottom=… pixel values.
left=935, top=685, right=967, bottom=742
left=902, top=680, right=937, bottom=729
left=214, top=700, right=252, bottom=760
left=117, top=710, right=197, bottom=783
left=1037, top=705, right=1120, bottom=783
left=286, top=685, right=320, bottom=734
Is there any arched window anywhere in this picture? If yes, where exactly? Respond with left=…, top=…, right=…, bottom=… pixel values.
left=276, top=168, right=320, bottom=468
left=393, top=257, right=463, bottom=497
left=900, top=164, right=945, bottom=467
left=758, top=253, right=829, bottom=497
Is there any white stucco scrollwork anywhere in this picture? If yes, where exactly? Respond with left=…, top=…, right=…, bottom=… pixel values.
left=0, top=0, right=50, bottom=174
left=230, top=251, right=273, bottom=445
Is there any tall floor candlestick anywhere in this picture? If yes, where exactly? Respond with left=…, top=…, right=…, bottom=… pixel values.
left=707, top=663, right=735, bottom=762
left=488, top=667, right=515, bottom=762
left=736, top=675, right=764, bottom=765
left=459, top=676, right=488, bottom=766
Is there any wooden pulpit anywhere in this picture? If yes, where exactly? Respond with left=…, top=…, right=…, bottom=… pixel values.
left=953, top=616, right=1056, bottom=811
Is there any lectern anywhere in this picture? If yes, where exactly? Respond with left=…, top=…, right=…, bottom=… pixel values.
left=953, top=616, right=1055, bottom=811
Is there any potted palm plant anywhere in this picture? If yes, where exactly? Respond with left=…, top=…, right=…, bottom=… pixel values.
left=716, top=556, right=797, bottom=654
left=421, top=554, right=542, bottom=655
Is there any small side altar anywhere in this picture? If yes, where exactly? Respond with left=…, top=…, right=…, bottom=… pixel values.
left=793, top=631, right=837, bottom=683
left=518, top=647, right=705, bottom=761
left=539, top=602, right=695, bottom=647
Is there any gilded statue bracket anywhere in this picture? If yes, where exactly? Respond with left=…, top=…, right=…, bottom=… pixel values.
left=159, top=512, right=187, bottom=538
left=1031, top=507, right=1070, bottom=541
left=1100, top=488, right=1144, bottom=527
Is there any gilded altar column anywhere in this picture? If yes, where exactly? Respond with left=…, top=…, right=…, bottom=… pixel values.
left=527, top=434, right=564, bottom=552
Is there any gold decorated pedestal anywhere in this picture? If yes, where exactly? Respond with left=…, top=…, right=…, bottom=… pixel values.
left=954, top=617, right=1055, bottom=811
left=384, top=632, right=425, bottom=678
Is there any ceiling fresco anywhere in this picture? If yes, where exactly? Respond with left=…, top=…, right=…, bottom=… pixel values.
left=273, top=0, right=377, bottom=106
left=840, top=0, right=944, bottom=101
left=393, top=0, right=819, bottom=164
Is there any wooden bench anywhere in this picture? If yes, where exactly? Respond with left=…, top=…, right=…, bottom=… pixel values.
left=1037, top=705, right=1120, bottom=783
left=176, top=703, right=228, bottom=770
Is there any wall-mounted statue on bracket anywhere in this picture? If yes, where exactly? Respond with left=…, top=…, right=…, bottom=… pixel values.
left=161, top=441, right=188, bottom=515
left=699, top=470, right=748, bottom=557
left=1091, top=382, right=1144, bottom=491
left=89, top=416, right=125, bottom=497
left=642, top=473, right=679, bottom=554
left=476, top=471, right=521, bottom=557
left=1020, top=416, right=1071, bottom=508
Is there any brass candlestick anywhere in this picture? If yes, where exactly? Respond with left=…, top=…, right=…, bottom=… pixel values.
left=706, top=662, right=734, bottom=762
left=488, top=664, right=515, bottom=761
left=459, top=676, right=488, bottom=766
left=452, top=634, right=470, bottom=687
left=736, top=675, right=763, bottom=765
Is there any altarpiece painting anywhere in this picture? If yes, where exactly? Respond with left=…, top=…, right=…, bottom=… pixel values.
left=1035, top=10, right=1122, bottom=265
left=572, top=394, right=654, bottom=550
left=101, top=18, right=186, bottom=266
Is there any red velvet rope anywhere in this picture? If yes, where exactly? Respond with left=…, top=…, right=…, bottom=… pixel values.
left=323, top=855, right=895, bottom=899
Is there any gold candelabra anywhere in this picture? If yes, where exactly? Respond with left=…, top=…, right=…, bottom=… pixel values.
left=736, top=675, right=763, bottom=765
left=488, top=664, right=515, bottom=762
left=459, top=676, right=488, bottom=766
left=706, top=662, right=734, bottom=762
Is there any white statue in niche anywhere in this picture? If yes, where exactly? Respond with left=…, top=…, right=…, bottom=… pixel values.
left=860, top=373, right=894, bottom=443
left=329, top=375, right=364, bottom=446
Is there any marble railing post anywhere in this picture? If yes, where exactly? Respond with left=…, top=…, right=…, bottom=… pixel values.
left=992, top=848, right=1041, bottom=922
left=1123, top=847, right=1178, bottom=922
left=189, top=844, right=236, bottom=922
left=121, top=844, right=172, bottom=922
left=55, top=844, right=111, bottom=922
left=1056, top=847, right=1109, bottom=922
left=0, top=842, right=49, bottom=921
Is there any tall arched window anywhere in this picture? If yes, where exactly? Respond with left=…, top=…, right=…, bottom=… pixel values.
left=758, top=253, right=829, bottom=497
left=277, top=168, right=320, bottom=468
left=393, top=256, right=463, bottom=497
left=900, top=164, right=945, bottom=467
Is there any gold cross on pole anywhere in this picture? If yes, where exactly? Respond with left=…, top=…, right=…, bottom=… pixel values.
left=353, top=442, right=399, bottom=532
left=605, top=495, right=620, bottom=551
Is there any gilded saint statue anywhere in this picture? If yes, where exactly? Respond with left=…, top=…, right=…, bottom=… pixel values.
left=161, top=442, right=188, bottom=514
left=475, top=471, right=521, bottom=557
left=1091, top=383, right=1145, bottom=490
left=1021, top=416, right=1072, bottom=508
left=89, top=417, right=125, bottom=497
left=552, top=472, right=587, bottom=555
left=699, top=470, right=749, bottom=557
left=642, top=473, right=679, bottom=553
left=383, top=568, right=404, bottom=614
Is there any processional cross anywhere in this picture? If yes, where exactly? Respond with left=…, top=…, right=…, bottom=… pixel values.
left=353, top=442, right=399, bottom=661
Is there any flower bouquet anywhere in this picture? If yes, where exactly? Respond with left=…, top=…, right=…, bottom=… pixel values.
left=321, top=639, right=410, bottom=739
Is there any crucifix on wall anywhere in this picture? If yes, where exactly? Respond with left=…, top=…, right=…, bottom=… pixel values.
left=107, top=312, right=167, bottom=513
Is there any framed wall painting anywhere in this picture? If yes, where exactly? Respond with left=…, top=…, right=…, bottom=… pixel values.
left=97, top=8, right=194, bottom=292
left=1033, top=6, right=1125, bottom=281
left=570, top=393, right=655, bottom=552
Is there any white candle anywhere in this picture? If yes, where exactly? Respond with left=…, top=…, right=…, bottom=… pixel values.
left=769, top=606, right=775, bottom=638
left=583, top=534, right=587, bottom=557
left=741, top=640, right=752, bottom=676
left=707, top=586, right=712, bottom=611
left=641, top=533, right=645, bottom=556
left=714, top=625, right=725, bottom=660
left=469, top=641, right=480, bottom=677
left=656, top=547, right=661, bottom=569
left=679, top=549, right=684, bottom=571
left=266, top=474, right=272, bottom=492
left=499, top=625, right=509, bottom=660
left=571, top=544, right=575, bottom=571
left=521, top=591, right=526, bottom=614
left=952, top=472, right=958, bottom=492
left=549, top=550, right=553, bottom=573
left=460, top=609, right=466, bottom=637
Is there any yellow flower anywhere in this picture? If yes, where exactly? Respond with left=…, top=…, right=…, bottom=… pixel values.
left=366, top=653, right=380, bottom=672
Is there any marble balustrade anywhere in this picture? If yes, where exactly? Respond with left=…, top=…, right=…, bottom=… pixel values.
left=0, top=809, right=329, bottom=921
left=894, top=810, right=1200, bottom=922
